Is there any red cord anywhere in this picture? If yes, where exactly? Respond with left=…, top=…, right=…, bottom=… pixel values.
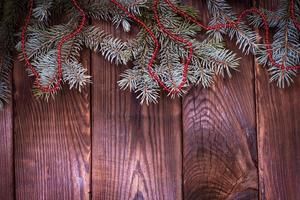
left=110, top=0, right=174, bottom=93
left=153, top=0, right=193, bottom=92
left=164, top=0, right=300, bottom=70
left=111, top=0, right=300, bottom=94
left=164, top=0, right=300, bottom=71
left=23, top=0, right=299, bottom=94
left=22, top=0, right=87, bottom=93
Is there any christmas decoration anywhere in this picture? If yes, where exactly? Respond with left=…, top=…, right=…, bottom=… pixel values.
left=0, top=0, right=299, bottom=108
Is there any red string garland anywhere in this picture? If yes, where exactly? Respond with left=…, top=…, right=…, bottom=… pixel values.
left=22, top=0, right=300, bottom=94
left=153, top=0, right=193, bottom=93
left=21, top=0, right=87, bottom=94
left=111, top=0, right=300, bottom=94
left=163, top=0, right=300, bottom=72
left=109, top=0, right=173, bottom=93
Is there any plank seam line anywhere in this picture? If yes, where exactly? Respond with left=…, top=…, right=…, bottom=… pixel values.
left=253, top=0, right=261, bottom=199
left=180, top=95, right=184, bottom=200
left=89, top=21, right=93, bottom=200
left=12, top=56, right=17, bottom=200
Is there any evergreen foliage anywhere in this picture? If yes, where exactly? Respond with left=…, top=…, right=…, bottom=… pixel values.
left=0, top=0, right=299, bottom=107
left=249, top=0, right=300, bottom=87
left=0, top=0, right=27, bottom=109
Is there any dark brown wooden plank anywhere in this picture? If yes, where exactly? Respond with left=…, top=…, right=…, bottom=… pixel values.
left=0, top=75, right=13, bottom=199
left=91, top=22, right=182, bottom=200
left=13, top=50, right=91, bottom=200
left=182, top=1, right=258, bottom=199
left=256, top=1, right=300, bottom=199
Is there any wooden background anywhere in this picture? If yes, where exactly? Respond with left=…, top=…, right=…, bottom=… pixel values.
left=0, top=0, right=299, bottom=199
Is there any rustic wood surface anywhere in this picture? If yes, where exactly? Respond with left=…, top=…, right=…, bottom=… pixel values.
left=13, top=50, right=91, bottom=200
left=182, top=1, right=258, bottom=199
left=91, top=22, right=182, bottom=200
left=0, top=72, right=13, bottom=199
left=0, top=0, right=299, bottom=200
left=256, top=1, right=300, bottom=199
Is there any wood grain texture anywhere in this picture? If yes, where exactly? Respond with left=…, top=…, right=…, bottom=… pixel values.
left=91, top=22, right=182, bottom=200
left=182, top=1, right=258, bottom=199
left=0, top=72, right=14, bottom=200
left=0, top=1, right=298, bottom=199
left=256, top=1, right=300, bottom=199
left=13, top=50, right=91, bottom=200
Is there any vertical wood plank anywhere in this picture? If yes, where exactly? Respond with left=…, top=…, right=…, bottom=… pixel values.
left=13, top=50, right=91, bottom=200
left=91, top=22, right=182, bottom=200
left=0, top=75, right=13, bottom=199
left=182, top=1, right=259, bottom=199
left=256, top=1, right=300, bottom=199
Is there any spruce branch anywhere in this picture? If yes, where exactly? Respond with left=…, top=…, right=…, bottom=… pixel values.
left=254, top=0, right=300, bottom=87
left=0, top=0, right=27, bottom=108
left=81, top=25, right=134, bottom=65
left=1, top=0, right=297, bottom=107
left=207, top=0, right=260, bottom=54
